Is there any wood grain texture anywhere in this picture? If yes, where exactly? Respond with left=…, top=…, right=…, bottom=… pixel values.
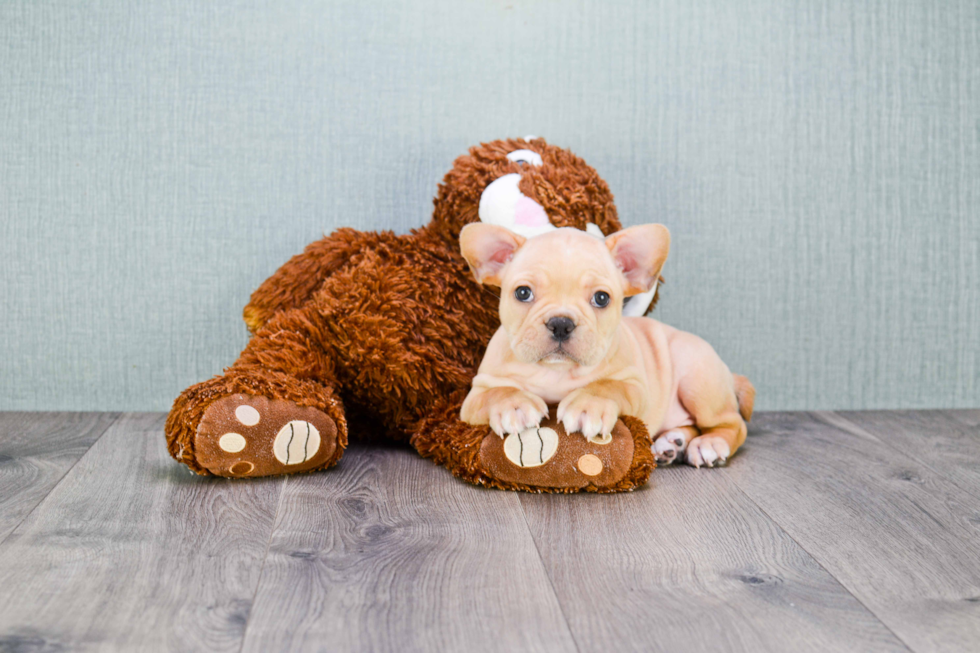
left=0, top=413, right=285, bottom=652
left=825, top=410, right=980, bottom=501
left=4, top=411, right=979, bottom=651
left=726, top=412, right=980, bottom=653
left=0, top=412, right=118, bottom=544
left=947, top=410, right=980, bottom=428
left=241, top=442, right=577, bottom=653
left=519, top=465, right=907, bottom=653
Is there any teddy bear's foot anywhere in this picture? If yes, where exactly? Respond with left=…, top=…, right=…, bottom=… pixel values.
left=411, top=397, right=654, bottom=493
left=476, top=408, right=654, bottom=492
left=193, top=394, right=340, bottom=477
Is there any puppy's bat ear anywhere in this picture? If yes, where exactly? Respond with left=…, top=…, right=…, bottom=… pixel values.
left=459, top=223, right=527, bottom=286
left=606, top=224, right=670, bottom=296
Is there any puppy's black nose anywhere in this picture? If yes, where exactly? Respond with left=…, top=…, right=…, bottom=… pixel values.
left=546, top=316, right=576, bottom=342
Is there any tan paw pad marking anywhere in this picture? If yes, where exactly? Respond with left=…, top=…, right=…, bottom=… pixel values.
left=577, top=454, right=603, bottom=476
left=273, top=420, right=321, bottom=465
left=588, top=432, right=613, bottom=445
left=230, top=461, right=254, bottom=475
left=235, top=404, right=261, bottom=426
left=503, top=427, right=559, bottom=468
left=218, top=432, right=247, bottom=453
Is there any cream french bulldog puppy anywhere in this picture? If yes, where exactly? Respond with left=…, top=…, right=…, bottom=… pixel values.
left=459, top=224, right=754, bottom=467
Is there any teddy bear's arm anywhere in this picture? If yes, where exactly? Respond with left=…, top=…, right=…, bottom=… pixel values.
left=243, top=228, right=369, bottom=332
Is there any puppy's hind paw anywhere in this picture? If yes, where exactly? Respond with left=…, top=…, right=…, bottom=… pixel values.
left=653, top=427, right=696, bottom=466
left=685, top=435, right=731, bottom=468
left=653, top=436, right=679, bottom=465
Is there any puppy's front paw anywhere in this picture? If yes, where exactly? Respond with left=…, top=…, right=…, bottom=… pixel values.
left=488, top=390, right=548, bottom=437
left=685, top=435, right=731, bottom=468
left=557, top=390, right=619, bottom=443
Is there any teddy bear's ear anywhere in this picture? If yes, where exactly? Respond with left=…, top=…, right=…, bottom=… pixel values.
left=605, top=224, right=670, bottom=296
left=459, top=223, right=526, bottom=286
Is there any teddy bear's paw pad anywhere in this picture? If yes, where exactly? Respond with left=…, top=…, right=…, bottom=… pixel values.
left=502, top=427, right=560, bottom=467
left=195, top=394, right=338, bottom=477
left=272, top=421, right=322, bottom=465
left=479, top=408, right=634, bottom=490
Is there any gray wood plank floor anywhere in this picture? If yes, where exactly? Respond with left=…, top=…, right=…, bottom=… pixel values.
left=0, top=412, right=119, bottom=545
left=0, top=410, right=977, bottom=652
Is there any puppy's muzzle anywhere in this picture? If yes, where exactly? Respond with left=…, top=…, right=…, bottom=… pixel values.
left=546, top=316, right=576, bottom=343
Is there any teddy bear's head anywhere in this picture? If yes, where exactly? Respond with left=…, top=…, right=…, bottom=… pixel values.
left=429, top=137, right=622, bottom=243
left=429, top=138, right=657, bottom=316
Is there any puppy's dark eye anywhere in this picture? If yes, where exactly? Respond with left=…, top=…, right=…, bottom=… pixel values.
left=514, top=286, right=534, bottom=302
left=592, top=291, right=610, bottom=308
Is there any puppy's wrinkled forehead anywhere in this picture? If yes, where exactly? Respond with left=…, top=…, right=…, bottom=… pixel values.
left=507, top=228, right=618, bottom=284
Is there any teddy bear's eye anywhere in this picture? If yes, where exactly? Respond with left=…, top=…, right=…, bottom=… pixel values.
left=514, top=286, right=534, bottom=302
left=592, top=291, right=610, bottom=308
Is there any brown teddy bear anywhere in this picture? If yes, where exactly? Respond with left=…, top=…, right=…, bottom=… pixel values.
left=165, top=138, right=657, bottom=492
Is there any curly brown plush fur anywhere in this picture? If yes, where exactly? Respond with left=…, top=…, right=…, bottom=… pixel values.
left=165, top=138, right=658, bottom=492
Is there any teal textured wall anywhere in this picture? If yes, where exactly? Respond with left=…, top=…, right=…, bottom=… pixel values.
left=1, top=0, right=978, bottom=411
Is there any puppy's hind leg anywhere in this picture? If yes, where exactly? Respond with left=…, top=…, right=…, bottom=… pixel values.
left=653, top=425, right=699, bottom=466
left=672, top=337, right=748, bottom=468
left=683, top=388, right=746, bottom=468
